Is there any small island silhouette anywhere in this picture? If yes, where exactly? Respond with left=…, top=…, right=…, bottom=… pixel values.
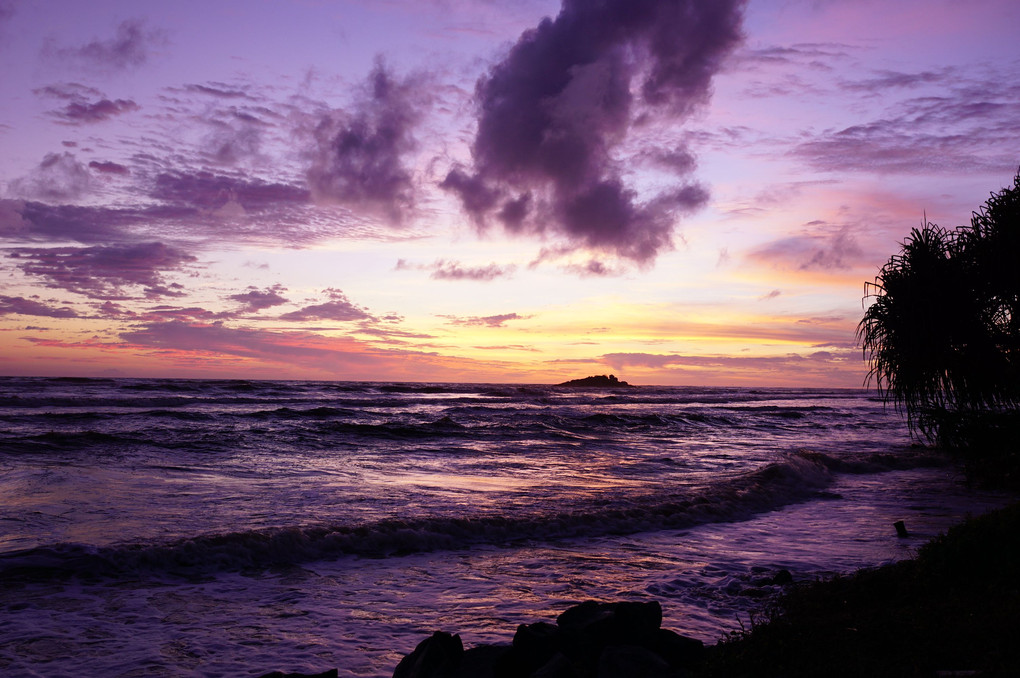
left=557, top=374, right=632, bottom=388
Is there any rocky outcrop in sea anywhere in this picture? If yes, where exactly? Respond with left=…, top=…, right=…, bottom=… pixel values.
left=557, top=375, right=632, bottom=388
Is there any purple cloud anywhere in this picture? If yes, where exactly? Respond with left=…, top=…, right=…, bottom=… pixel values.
left=794, top=73, right=1020, bottom=175
left=396, top=258, right=516, bottom=281
left=54, top=98, right=139, bottom=124
left=279, top=288, right=373, bottom=322
left=116, top=320, right=425, bottom=376
left=562, top=258, right=622, bottom=277
left=51, top=18, right=163, bottom=70
left=844, top=69, right=948, bottom=92
left=443, top=312, right=529, bottom=327
left=442, top=0, right=745, bottom=263
left=8, top=152, right=94, bottom=201
left=229, top=285, right=289, bottom=313
left=0, top=295, right=78, bottom=318
left=34, top=82, right=104, bottom=100
left=747, top=227, right=866, bottom=271
left=136, top=305, right=229, bottom=322
left=2, top=201, right=189, bottom=245
left=599, top=350, right=857, bottom=377
left=150, top=170, right=310, bottom=211
left=89, top=160, right=130, bottom=175
left=184, top=83, right=252, bottom=99
left=306, top=60, right=429, bottom=223
left=0, top=199, right=29, bottom=235
left=8, top=241, right=197, bottom=300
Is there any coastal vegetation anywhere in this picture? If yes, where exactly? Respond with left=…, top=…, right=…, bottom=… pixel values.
left=696, top=502, right=1020, bottom=677
left=386, top=503, right=1020, bottom=677
left=857, top=170, right=1020, bottom=484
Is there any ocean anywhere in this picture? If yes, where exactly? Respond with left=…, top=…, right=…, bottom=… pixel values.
left=0, top=377, right=1010, bottom=677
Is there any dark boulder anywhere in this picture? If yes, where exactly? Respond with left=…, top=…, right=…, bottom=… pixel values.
left=772, top=569, right=794, bottom=585
left=596, top=645, right=671, bottom=678
left=556, top=600, right=662, bottom=647
left=392, top=631, right=463, bottom=678
left=503, top=621, right=565, bottom=674
left=394, top=600, right=706, bottom=678
left=531, top=652, right=577, bottom=678
left=459, top=644, right=509, bottom=678
left=648, top=628, right=704, bottom=668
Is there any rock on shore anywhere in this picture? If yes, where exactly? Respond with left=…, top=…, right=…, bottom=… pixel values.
left=392, top=600, right=703, bottom=678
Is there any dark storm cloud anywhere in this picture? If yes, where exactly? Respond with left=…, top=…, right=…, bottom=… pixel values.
left=0, top=295, right=78, bottom=318
left=443, top=0, right=745, bottom=264
left=395, top=258, right=516, bottom=281
left=49, top=18, right=164, bottom=70
left=279, top=289, right=374, bottom=322
left=53, top=97, right=139, bottom=124
left=8, top=241, right=197, bottom=300
left=306, top=60, right=429, bottom=224
left=228, top=285, right=289, bottom=313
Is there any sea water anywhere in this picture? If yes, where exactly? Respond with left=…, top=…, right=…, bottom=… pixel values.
left=0, top=377, right=1010, bottom=677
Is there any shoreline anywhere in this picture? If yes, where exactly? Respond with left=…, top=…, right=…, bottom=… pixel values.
left=383, top=502, right=1020, bottom=678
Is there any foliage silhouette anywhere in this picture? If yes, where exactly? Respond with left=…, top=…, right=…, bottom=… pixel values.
left=858, top=170, right=1020, bottom=479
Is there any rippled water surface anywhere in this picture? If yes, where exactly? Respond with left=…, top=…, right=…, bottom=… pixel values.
left=0, top=377, right=1010, bottom=677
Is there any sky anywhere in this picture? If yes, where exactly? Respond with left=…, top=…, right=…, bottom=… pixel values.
left=1, top=0, right=1018, bottom=386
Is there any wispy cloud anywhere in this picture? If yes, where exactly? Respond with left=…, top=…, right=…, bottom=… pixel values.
left=395, top=258, right=515, bottom=281
left=7, top=153, right=94, bottom=201
left=794, top=72, right=1020, bottom=174
left=8, top=241, right=197, bottom=299
left=52, top=97, right=139, bottom=124
left=442, top=312, right=530, bottom=327
left=0, top=294, right=78, bottom=318
left=46, top=18, right=165, bottom=71
left=279, top=288, right=374, bottom=322
left=228, top=285, right=289, bottom=313
left=747, top=226, right=866, bottom=271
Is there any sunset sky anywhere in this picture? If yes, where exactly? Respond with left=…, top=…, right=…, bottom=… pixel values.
left=1, top=0, right=1018, bottom=386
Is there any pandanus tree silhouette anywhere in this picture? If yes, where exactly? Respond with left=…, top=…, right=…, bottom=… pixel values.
left=858, top=171, right=1020, bottom=475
